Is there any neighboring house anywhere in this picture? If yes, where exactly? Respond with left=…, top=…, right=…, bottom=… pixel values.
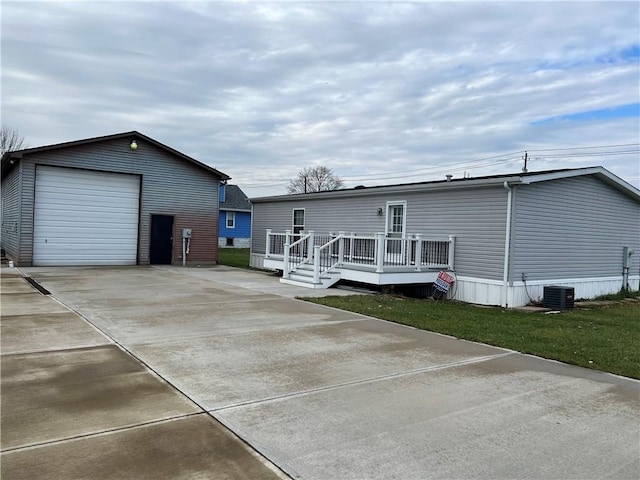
left=250, top=167, right=640, bottom=307
left=1, top=131, right=229, bottom=267
left=218, top=183, right=252, bottom=248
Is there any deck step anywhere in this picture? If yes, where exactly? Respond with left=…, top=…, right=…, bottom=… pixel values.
left=280, top=268, right=341, bottom=289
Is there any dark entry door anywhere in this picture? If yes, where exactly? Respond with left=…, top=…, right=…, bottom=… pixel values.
left=150, top=215, right=174, bottom=264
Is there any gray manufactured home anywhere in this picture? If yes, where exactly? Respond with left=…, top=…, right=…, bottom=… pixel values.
left=250, top=167, right=640, bottom=307
left=1, top=131, right=229, bottom=267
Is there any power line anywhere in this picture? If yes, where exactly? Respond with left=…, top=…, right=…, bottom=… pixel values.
left=534, top=150, right=639, bottom=158
left=237, top=142, right=639, bottom=187
left=340, top=150, right=524, bottom=180
left=345, top=157, right=523, bottom=183
left=527, top=142, right=639, bottom=152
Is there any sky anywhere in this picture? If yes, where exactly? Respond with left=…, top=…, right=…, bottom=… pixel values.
left=2, top=0, right=639, bottom=197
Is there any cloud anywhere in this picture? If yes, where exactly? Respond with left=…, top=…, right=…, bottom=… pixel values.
left=2, top=1, right=638, bottom=196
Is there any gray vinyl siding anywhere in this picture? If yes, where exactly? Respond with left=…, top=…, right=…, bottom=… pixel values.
left=512, top=176, right=640, bottom=281
left=1, top=164, right=21, bottom=259
left=252, top=185, right=508, bottom=280
left=16, top=137, right=220, bottom=265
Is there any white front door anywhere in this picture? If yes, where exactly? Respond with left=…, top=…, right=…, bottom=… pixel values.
left=385, top=202, right=406, bottom=262
left=386, top=202, right=406, bottom=238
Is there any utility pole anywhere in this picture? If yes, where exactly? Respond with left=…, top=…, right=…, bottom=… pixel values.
left=522, top=151, right=528, bottom=173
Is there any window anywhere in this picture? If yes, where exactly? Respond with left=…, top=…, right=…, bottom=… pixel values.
left=292, top=208, right=305, bottom=235
left=226, top=211, right=235, bottom=228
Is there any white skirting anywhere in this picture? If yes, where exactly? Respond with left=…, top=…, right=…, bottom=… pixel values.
left=454, top=275, right=640, bottom=307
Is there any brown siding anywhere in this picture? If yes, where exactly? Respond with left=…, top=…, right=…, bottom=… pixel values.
left=173, top=214, right=218, bottom=264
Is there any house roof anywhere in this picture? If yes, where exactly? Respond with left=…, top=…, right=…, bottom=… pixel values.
left=251, top=166, right=640, bottom=203
left=1, top=130, right=230, bottom=181
left=221, top=184, right=251, bottom=212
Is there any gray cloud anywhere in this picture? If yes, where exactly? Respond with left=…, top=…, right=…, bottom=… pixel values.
left=2, top=1, right=638, bottom=196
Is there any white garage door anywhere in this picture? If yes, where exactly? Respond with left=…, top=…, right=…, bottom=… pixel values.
left=33, top=166, right=140, bottom=266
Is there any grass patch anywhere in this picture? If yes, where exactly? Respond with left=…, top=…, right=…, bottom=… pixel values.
left=304, top=295, right=640, bottom=379
left=217, top=248, right=250, bottom=268
left=589, top=289, right=640, bottom=302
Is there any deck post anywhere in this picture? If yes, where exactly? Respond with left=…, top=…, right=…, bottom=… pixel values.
left=313, top=246, right=321, bottom=284
left=376, top=232, right=385, bottom=273
left=414, top=234, right=423, bottom=271
left=307, top=230, right=315, bottom=263
left=283, top=241, right=290, bottom=279
left=265, top=229, right=272, bottom=258
left=448, top=235, right=456, bottom=270
left=338, top=231, right=346, bottom=266
left=283, top=230, right=292, bottom=279
left=349, top=232, right=356, bottom=262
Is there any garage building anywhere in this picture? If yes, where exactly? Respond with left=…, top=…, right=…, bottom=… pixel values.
left=1, top=131, right=229, bottom=266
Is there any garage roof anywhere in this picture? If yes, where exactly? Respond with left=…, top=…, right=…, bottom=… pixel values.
left=1, top=130, right=230, bottom=181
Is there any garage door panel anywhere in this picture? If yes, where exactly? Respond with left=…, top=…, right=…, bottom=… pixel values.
left=33, top=166, right=140, bottom=266
left=38, top=192, right=140, bottom=205
left=37, top=205, right=140, bottom=218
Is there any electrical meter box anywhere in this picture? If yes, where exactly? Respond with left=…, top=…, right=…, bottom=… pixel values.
left=182, top=228, right=192, bottom=238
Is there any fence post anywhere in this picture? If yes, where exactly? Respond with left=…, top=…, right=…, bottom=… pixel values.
left=338, top=231, right=345, bottom=266
left=414, top=234, right=423, bottom=271
left=265, top=229, right=272, bottom=258
left=376, top=232, right=385, bottom=273
left=448, top=235, right=456, bottom=270
left=313, top=246, right=321, bottom=284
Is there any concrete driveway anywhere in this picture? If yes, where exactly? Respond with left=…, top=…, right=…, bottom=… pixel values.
left=4, top=265, right=639, bottom=479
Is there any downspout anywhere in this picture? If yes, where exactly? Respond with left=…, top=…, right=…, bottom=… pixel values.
left=502, top=181, right=513, bottom=308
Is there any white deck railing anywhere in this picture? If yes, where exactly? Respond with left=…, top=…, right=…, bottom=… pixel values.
left=266, top=230, right=455, bottom=281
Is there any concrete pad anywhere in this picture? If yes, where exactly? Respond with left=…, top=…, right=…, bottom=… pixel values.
left=46, top=288, right=277, bottom=311
left=1, top=414, right=285, bottom=480
left=20, top=266, right=640, bottom=479
left=1, top=277, right=38, bottom=294
left=131, top=318, right=508, bottom=409
left=1, top=312, right=110, bottom=354
left=14, top=266, right=167, bottom=287
left=1, top=345, right=200, bottom=450
left=60, top=296, right=363, bottom=345
left=0, top=292, right=70, bottom=316
left=155, top=265, right=369, bottom=298
left=216, top=354, right=640, bottom=480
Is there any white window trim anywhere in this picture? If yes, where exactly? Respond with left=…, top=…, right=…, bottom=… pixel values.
left=226, top=211, right=235, bottom=229
left=292, top=208, right=305, bottom=235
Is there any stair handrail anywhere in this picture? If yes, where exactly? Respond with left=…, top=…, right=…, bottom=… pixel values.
left=313, top=235, right=343, bottom=283
left=283, top=232, right=312, bottom=279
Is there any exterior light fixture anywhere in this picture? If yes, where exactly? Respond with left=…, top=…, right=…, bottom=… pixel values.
left=377, top=207, right=384, bottom=216
left=130, top=140, right=138, bottom=150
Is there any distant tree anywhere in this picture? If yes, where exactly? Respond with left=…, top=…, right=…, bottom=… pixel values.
left=287, top=166, right=344, bottom=194
left=1, top=126, right=26, bottom=156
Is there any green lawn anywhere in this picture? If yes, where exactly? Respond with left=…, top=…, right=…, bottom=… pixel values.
left=217, top=248, right=250, bottom=268
left=303, top=295, right=640, bottom=379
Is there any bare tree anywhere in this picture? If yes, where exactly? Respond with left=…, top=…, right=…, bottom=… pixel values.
left=288, top=166, right=344, bottom=194
left=1, top=126, right=26, bottom=156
